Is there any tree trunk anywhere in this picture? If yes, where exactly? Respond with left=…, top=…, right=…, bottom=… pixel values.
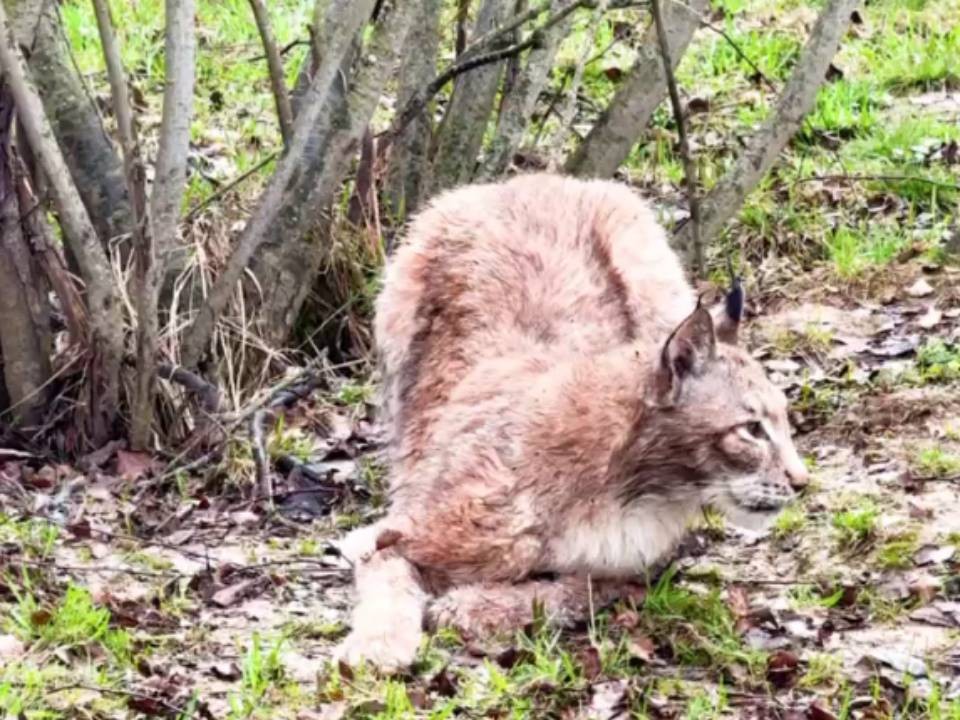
left=182, top=0, right=414, bottom=365
left=481, top=0, right=571, bottom=177
left=0, top=1, right=125, bottom=442
left=671, top=0, right=859, bottom=260
left=0, top=92, right=50, bottom=424
left=428, top=0, right=512, bottom=193
left=5, top=0, right=133, bottom=251
left=566, top=0, right=706, bottom=178
left=248, top=1, right=417, bottom=349
left=383, top=0, right=441, bottom=220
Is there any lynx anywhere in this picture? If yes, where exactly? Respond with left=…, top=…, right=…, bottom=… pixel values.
left=335, top=173, right=807, bottom=671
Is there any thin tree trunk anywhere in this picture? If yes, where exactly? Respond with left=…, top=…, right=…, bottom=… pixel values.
left=384, top=0, right=441, bottom=219
left=0, top=2, right=124, bottom=441
left=0, top=90, right=50, bottom=424
left=248, top=0, right=294, bottom=146
left=428, top=0, right=512, bottom=193
left=566, top=0, right=706, bottom=178
left=246, top=1, right=417, bottom=349
left=482, top=0, right=571, bottom=177
left=181, top=0, right=388, bottom=368
left=125, top=0, right=195, bottom=449
left=5, top=0, right=133, bottom=251
left=671, top=0, right=859, bottom=259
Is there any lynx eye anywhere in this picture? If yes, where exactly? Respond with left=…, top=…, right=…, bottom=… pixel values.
left=745, top=421, right=766, bottom=440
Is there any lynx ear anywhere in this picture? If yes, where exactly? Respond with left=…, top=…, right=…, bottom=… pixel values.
left=659, top=306, right=717, bottom=400
left=714, top=276, right=743, bottom=345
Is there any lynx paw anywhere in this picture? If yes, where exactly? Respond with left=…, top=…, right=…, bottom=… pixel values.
left=334, top=623, right=422, bottom=674
left=427, top=587, right=527, bottom=639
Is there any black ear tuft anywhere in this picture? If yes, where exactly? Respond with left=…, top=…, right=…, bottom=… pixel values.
left=725, top=276, right=744, bottom=323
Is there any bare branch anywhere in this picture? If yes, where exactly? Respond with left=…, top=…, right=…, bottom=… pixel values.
left=672, top=0, right=861, bottom=255
left=128, top=0, right=195, bottom=449
left=248, top=0, right=294, bottom=146
left=566, top=0, right=706, bottom=178
left=386, top=0, right=641, bottom=143
left=0, top=0, right=124, bottom=439
left=181, top=0, right=410, bottom=366
left=482, top=0, right=571, bottom=177
left=651, top=0, right=702, bottom=274
left=429, top=0, right=513, bottom=192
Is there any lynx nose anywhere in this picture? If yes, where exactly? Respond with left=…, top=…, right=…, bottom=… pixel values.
left=785, top=462, right=809, bottom=490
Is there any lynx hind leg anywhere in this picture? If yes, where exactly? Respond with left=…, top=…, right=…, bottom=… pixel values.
left=427, top=576, right=625, bottom=640
left=335, top=548, right=428, bottom=673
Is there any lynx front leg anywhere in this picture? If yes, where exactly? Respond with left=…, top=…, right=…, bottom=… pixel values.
left=335, top=547, right=428, bottom=673
left=426, top=576, right=634, bottom=640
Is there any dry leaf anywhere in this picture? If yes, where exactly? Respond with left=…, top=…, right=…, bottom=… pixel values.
left=116, top=450, right=157, bottom=481
left=906, top=278, right=934, bottom=298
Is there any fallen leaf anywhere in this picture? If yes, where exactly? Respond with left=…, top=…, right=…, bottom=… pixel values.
left=907, top=278, right=934, bottom=298
left=914, top=544, right=955, bottom=566
left=428, top=666, right=458, bottom=697
left=612, top=608, right=640, bottom=629
left=863, top=649, right=927, bottom=677
left=210, top=578, right=261, bottom=608
left=579, top=645, right=603, bottom=681
left=585, top=679, right=629, bottom=720
left=626, top=633, right=655, bottom=662
left=918, top=306, right=942, bottom=329
left=210, top=661, right=242, bottom=681
left=0, top=634, right=25, bottom=661
left=767, top=649, right=799, bottom=688
left=116, top=450, right=157, bottom=481
left=807, top=699, right=839, bottom=720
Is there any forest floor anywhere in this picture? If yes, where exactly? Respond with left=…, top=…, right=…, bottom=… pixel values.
left=3, top=0, right=960, bottom=718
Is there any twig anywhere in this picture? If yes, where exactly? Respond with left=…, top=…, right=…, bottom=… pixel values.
left=156, top=362, right=221, bottom=413
left=182, top=151, right=278, bottom=221
left=385, top=0, right=642, bottom=141
left=247, top=0, right=294, bottom=146
left=792, top=173, right=960, bottom=192
left=651, top=0, right=703, bottom=274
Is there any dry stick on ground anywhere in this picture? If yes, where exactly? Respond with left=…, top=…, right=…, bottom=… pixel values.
left=651, top=0, right=703, bottom=274
left=248, top=0, right=294, bottom=146
left=0, top=2, right=124, bottom=443
left=672, top=0, right=861, bottom=256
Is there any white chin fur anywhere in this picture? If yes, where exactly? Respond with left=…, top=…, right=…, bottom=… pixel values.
left=712, top=498, right=781, bottom=533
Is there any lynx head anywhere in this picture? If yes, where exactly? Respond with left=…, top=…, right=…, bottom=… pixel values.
left=643, top=282, right=808, bottom=531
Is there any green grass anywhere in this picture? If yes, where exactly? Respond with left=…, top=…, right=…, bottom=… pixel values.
left=831, top=498, right=879, bottom=549
left=773, top=504, right=807, bottom=538
left=912, top=445, right=960, bottom=478
left=876, top=531, right=920, bottom=570
left=60, top=0, right=311, bottom=208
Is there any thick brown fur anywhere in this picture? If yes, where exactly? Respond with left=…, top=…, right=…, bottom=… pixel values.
left=336, top=173, right=807, bottom=671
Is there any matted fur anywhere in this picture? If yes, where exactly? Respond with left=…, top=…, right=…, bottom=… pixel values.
left=337, top=173, right=807, bottom=671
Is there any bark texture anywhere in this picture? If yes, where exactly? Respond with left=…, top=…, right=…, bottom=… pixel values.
left=6, top=0, right=133, bottom=249
left=482, top=0, right=571, bottom=177
left=0, top=93, right=50, bottom=422
left=248, top=0, right=294, bottom=145
left=182, top=0, right=413, bottom=365
left=671, top=0, right=859, bottom=257
left=384, top=0, right=441, bottom=219
left=566, top=0, right=707, bottom=178
left=428, top=0, right=513, bottom=193
left=0, top=2, right=124, bottom=439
